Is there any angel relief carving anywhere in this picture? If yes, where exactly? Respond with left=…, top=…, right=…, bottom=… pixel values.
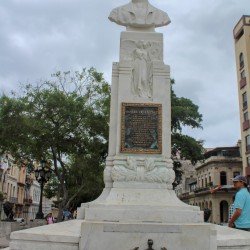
left=120, top=40, right=163, bottom=98
left=132, top=41, right=152, bottom=98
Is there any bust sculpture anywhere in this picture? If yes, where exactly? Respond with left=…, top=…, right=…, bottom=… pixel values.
left=109, top=0, right=171, bottom=31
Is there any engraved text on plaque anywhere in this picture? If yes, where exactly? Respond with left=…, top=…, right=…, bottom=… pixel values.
left=121, top=103, right=162, bottom=154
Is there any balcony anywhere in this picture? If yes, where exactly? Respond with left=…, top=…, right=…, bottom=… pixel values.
left=240, top=77, right=247, bottom=89
left=194, top=187, right=210, bottom=194
left=7, top=196, right=18, bottom=204
left=178, top=192, right=195, bottom=200
left=243, top=120, right=250, bottom=131
left=179, top=192, right=190, bottom=198
left=23, top=198, right=33, bottom=204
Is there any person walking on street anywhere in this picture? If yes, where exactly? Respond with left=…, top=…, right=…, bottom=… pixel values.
left=228, top=175, right=250, bottom=231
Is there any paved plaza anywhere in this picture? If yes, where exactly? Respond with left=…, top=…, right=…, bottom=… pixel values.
left=0, top=237, right=9, bottom=249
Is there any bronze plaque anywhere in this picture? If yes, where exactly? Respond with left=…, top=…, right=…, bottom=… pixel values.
left=121, top=103, right=162, bottom=154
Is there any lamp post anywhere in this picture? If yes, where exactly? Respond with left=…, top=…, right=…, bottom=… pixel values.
left=35, top=160, right=52, bottom=219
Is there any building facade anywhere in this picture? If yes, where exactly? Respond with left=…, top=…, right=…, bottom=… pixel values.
left=178, top=146, right=242, bottom=224
left=0, top=154, right=48, bottom=221
left=175, top=160, right=197, bottom=197
left=234, top=15, right=250, bottom=179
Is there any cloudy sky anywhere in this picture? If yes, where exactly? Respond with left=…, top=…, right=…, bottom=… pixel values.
left=0, top=0, right=249, bottom=148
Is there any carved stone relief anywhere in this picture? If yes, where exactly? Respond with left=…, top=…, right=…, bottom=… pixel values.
left=121, top=40, right=163, bottom=61
left=132, top=41, right=153, bottom=98
left=111, top=157, right=175, bottom=187
left=120, top=39, right=163, bottom=98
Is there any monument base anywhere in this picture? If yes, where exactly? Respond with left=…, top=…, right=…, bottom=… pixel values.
left=9, top=220, right=250, bottom=250
left=77, top=183, right=204, bottom=224
left=80, top=221, right=217, bottom=250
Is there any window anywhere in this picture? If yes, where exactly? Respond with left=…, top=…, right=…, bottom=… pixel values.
left=243, top=92, right=248, bottom=109
left=247, top=157, right=250, bottom=167
left=246, top=135, right=250, bottom=151
left=244, top=112, right=249, bottom=121
left=240, top=53, right=244, bottom=68
left=220, top=172, right=227, bottom=185
left=241, top=70, right=246, bottom=79
left=233, top=171, right=240, bottom=177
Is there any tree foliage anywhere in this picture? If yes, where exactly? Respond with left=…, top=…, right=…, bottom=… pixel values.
left=0, top=68, right=110, bottom=220
left=171, top=79, right=204, bottom=188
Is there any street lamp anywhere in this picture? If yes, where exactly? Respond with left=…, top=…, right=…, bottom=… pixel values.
left=35, top=160, right=52, bottom=219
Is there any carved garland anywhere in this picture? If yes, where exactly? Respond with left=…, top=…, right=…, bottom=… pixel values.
left=111, top=157, right=175, bottom=185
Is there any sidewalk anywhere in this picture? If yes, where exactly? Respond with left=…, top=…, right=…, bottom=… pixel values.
left=0, top=237, right=9, bottom=249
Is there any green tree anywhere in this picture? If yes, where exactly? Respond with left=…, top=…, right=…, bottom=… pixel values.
left=171, top=79, right=204, bottom=188
left=0, top=68, right=110, bottom=221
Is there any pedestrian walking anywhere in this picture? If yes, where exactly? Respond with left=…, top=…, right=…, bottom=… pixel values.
left=228, top=175, right=250, bottom=231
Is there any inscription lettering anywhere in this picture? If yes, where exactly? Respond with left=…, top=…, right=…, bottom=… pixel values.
left=121, top=103, right=162, bottom=154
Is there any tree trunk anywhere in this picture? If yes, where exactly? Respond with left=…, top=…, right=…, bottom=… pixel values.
left=57, top=203, right=64, bottom=222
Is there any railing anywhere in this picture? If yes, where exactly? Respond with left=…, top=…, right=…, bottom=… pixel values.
left=7, top=197, right=18, bottom=204
left=179, top=192, right=189, bottom=198
left=178, top=192, right=195, bottom=199
left=194, top=187, right=210, bottom=194
left=23, top=198, right=33, bottom=204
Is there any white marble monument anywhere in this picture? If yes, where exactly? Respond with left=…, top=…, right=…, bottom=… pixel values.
left=9, top=1, right=250, bottom=250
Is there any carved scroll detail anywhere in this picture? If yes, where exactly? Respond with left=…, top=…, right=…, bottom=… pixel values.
left=111, top=157, right=175, bottom=186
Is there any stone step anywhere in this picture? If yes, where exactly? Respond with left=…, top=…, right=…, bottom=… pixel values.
left=8, top=220, right=250, bottom=250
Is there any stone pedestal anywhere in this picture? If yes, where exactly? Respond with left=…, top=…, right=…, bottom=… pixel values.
left=79, top=222, right=217, bottom=250
left=72, top=27, right=213, bottom=249
left=9, top=220, right=250, bottom=250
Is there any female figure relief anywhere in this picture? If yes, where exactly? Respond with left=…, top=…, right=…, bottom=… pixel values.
left=132, top=41, right=153, bottom=98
